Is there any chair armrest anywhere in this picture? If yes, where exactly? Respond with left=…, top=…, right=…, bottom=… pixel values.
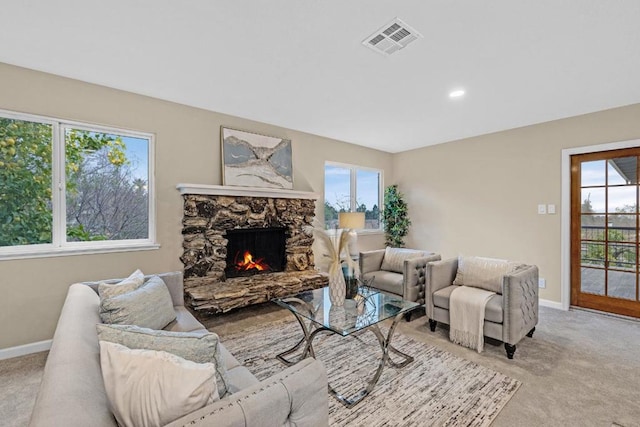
left=425, top=258, right=458, bottom=318
left=403, top=254, right=442, bottom=303
left=502, top=265, right=539, bottom=345
left=166, top=358, right=328, bottom=427
left=359, top=249, right=385, bottom=275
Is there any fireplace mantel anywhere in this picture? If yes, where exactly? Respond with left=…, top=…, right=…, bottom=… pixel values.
left=176, top=183, right=319, bottom=200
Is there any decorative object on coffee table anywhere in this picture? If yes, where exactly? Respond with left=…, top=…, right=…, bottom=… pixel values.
left=221, top=127, right=293, bottom=189
left=312, top=227, right=353, bottom=306
left=345, top=275, right=359, bottom=299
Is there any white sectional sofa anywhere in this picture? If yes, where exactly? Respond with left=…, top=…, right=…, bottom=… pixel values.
left=28, top=271, right=328, bottom=427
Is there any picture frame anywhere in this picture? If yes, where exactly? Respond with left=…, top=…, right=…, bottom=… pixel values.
left=221, top=127, right=293, bottom=189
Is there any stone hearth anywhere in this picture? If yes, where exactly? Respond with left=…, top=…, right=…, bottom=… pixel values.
left=177, top=184, right=328, bottom=314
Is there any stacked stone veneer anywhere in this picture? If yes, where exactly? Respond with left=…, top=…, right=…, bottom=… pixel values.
left=180, top=194, right=327, bottom=314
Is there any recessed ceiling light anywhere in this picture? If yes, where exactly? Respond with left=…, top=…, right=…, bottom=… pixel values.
left=449, top=89, right=465, bottom=98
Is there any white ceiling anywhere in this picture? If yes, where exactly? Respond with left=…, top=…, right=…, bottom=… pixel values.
left=1, top=1, right=640, bottom=153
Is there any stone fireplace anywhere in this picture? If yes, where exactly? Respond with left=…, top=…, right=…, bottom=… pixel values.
left=177, top=184, right=328, bottom=314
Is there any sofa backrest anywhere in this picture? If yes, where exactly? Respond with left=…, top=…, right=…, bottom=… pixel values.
left=29, top=284, right=118, bottom=427
left=380, top=247, right=431, bottom=273
left=82, top=271, right=184, bottom=306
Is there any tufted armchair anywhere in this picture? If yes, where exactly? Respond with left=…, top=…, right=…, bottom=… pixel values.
left=359, top=247, right=441, bottom=309
left=425, top=257, right=539, bottom=358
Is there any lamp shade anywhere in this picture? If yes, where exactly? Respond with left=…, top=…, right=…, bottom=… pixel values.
left=338, top=212, right=365, bottom=229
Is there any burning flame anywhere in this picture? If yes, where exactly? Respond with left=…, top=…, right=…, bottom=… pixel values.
left=234, top=251, right=270, bottom=272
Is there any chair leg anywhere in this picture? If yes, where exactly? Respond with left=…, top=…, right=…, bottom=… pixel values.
left=403, top=312, right=412, bottom=322
left=526, top=327, right=535, bottom=338
left=428, top=319, right=437, bottom=332
left=504, top=343, right=516, bottom=359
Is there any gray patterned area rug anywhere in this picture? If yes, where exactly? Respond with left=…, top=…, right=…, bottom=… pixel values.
left=219, top=319, right=521, bottom=427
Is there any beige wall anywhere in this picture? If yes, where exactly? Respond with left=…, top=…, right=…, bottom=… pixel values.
left=394, top=103, right=640, bottom=303
left=0, top=63, right=391, bottom=349
left=4, top=60, right=639, bottom=350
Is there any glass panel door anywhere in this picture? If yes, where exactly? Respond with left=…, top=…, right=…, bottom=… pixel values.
left=572, top=150, right=640, bottom=317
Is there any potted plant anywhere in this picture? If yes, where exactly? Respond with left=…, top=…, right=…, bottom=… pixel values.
left=382, top=185, right=411, bottom=247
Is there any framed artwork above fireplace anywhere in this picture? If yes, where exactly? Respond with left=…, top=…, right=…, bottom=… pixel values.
left=221, top=127, right=293, bottom=189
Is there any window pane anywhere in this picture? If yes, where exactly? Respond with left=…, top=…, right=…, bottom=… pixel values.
left=65, top=129, right=149, bottom=241
left=356, top=169, right=380, bottom=229
left=324, top=165, right=351, bottom=229
left=608, top=157, right=637, bottom=185
left=608, top=186, right=637, bottom=213
left=581, top=160, right=606, bottom=186
left=581, top=187, right=605, bottom=213
left=0, top=117, right=53, bottom=247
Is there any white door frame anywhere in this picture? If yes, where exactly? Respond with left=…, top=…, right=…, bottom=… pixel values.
left=561, top=138, right=640, bottom=310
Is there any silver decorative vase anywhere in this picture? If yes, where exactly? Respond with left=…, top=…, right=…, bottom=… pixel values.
left=328, top=261, right=346, bottom=306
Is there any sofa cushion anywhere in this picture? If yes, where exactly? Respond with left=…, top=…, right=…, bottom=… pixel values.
left=99, top=341, right=219, bottom=427
left=433, top=285, right=503, bottom=323
left=98, top=269, right=144, bottom=299
left=96, top=324, right=230, bottom=397
left=453, top=256, right=520, bottom=294
left=364, top=270, right=403, bottom=295
left=380, top=247, right=427, bottom=273
left=99, top=275, right=176, bottom=330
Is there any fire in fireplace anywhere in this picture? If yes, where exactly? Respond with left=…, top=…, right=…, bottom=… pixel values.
left=232, top=251, right=270, bottom=272
left=225, top=227, right=287, bottom=278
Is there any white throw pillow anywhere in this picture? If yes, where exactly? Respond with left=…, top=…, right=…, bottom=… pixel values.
left=96, top=324, right=230, bottom=397
left=99, top=275, right=176, bottom=329
left=99, top=341, right=219, bottom=427
left=380, top=247, right=427, bottom=273
left=453, top=256, right=521, bottom=294
left=98, top=269, right=145, bottom=299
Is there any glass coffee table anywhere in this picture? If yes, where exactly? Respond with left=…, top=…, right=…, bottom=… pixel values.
left=272, top=286, right=420, bottom=408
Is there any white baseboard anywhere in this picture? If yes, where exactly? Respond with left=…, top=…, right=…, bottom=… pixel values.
left=0, top=339, right=51, bottom=361
left=539, top=298, right=565, bottom=310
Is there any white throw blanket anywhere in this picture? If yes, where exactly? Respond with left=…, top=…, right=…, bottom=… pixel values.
left=449, top=286, right=495, bottom=353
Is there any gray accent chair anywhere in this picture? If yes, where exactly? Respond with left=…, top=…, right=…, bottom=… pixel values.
left=29, top=271, right=328, bottom=427
left=359, top=248, right=441, bottom=306
left=425, top=257, right=539, bottom=359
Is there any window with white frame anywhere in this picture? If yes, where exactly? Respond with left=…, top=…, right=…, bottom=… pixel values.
left=0, top=109, right=155, bottom=258
left=324, top=162, right=382, bottom=230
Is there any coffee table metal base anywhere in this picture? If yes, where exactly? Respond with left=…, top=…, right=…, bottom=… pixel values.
left=276, top=297, right=415, bottom=408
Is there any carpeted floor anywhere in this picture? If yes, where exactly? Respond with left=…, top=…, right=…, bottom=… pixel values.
left=0, top=352, right=47, bottom=427
left=2, top=305, right=640, bottom=427
left=221, top=318, right=520, bottom=426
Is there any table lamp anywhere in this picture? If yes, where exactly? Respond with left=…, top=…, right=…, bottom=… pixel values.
left=338, top=212, right=365, bottom=260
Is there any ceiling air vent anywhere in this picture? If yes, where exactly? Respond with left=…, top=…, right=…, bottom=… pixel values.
left=362, top=18, right=423, bottom=56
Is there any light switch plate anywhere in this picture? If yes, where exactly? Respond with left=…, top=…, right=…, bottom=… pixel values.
left=538, top=204, right=547, bottom=214
left=547, top=204, right=556, bottom=214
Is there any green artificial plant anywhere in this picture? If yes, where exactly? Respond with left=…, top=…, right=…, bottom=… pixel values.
left=382, top=184, right=411, bottom=247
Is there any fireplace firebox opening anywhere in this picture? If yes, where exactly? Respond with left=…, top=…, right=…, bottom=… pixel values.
left=225, top=227, right=287, bottom=278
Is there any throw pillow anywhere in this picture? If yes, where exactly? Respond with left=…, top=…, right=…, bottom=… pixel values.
left=98, top=269, right=145, bottom=299
left=96, top=324, right=230, bottom=397
left=99, top=341, right=219, bottom=427
left=380, top=247, right=427, bottom=273
left=453, top=256, right=521, bottom=294
left=100, top=275, right=176, bottom=330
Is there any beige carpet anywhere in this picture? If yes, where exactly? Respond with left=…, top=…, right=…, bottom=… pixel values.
left=0, top=352, right=46, bottom=427
left=221, top=319, right=520, bottom=427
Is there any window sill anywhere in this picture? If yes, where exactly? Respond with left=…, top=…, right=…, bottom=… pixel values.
left=0, top=242, right=161, bottom=261
left=357, top=229, right=385, bottom=236
left=324, top=229, right=384, bottom=237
